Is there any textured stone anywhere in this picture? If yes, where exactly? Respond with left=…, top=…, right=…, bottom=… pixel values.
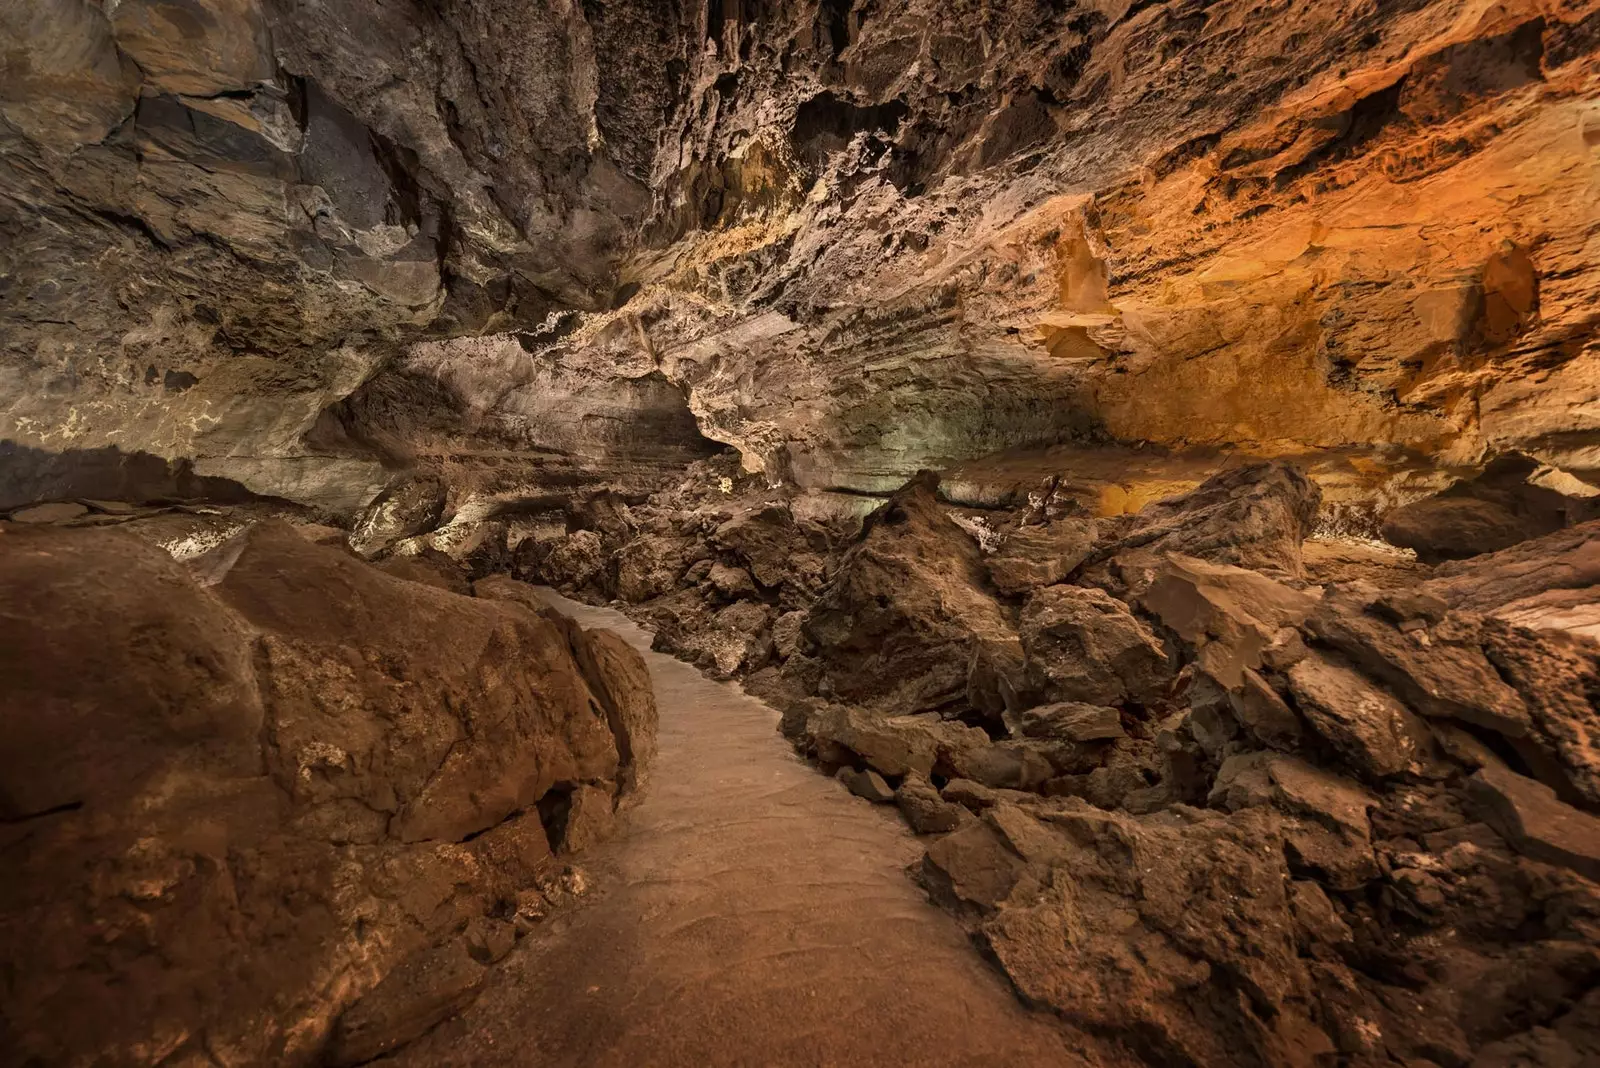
left=1019, top=585, right=1172, bottom=708
left=1468, top=764, right=1600, bottom=882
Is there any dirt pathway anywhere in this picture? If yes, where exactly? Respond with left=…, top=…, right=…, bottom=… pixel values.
left=390, top=591, right=1101, bottom=1067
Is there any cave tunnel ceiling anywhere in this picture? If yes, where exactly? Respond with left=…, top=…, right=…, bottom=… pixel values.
left=2, top=0, right=1598, bottom=515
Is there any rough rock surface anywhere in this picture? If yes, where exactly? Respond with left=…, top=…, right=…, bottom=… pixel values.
left=6, top=0, right=1600, bottom=520
left=0, top=521, right=656, bottom=1065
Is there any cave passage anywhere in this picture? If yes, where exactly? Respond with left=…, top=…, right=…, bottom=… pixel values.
left=389, top=589, right=1089, bottom=1068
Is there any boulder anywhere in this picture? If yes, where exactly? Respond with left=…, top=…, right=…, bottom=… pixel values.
left=1304, top=583, right=1531, bottom=739
left=710, top=503, right=804, bottom=589
left=837, top=766, right=896, bottom=803
left=707, top=560, right=759, bottom=600
left=614, top=534, right=695, bottom=602
left=1141, top=553, right=1321, bottom=687
left=347, top=476, right=446, bottom=558
left=1476, top=620, right=1600, bottom=808
left=1425, top=518, right=1600, bottom=639
left=807, top=704, right=986, bottom=779
left=985, top=517, right=1098, bottom=594
left=771, top=610, right=808, bottom=661
left=805, top=472, right=1019, bottom=716
left=702, top=600, right=775, bottom=676
left=0, top=522, right=655, bottom=1065
left=1088, top=461, right=1322, bottom=593
left=896, top=774, right=965, bottom=834
left=327, top=941, right=487, bottom=1066
left=1381, top=454, right=1592, bottom=564
left=1286, top=652, right=1437, bottom=780
left=1468, top=763, right=1600, bottom=882
left=1019, top=584, right=1173, bottom=707
left=1017, top=701, right=1126, bottom=742
left=552, top=784, right=618, bottom=854
left=534, top=529, right=606, bottom=593
left=376, top=547, right=471, bottom=594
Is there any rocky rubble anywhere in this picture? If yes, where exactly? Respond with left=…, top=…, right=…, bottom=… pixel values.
left=0, top=520, right=656, bottom=1065
left=536, top=455, right=1600, bottom=1067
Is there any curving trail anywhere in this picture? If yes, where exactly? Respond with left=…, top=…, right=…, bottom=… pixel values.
left=391, top=590, right=1105, bottom=1068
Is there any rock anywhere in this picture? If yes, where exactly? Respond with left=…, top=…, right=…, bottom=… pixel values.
left=537, top=530, right=607, bottom=593
left=1286, top=652, right=1437, bottom=780
left=771, top=609, right=808, bottom=660
left=1019, top=584, right=1172, bottom=707
left=9, top=501, right=89, bottom=523
left=1091, top=462, right=1322, bottom=592
left=985, top=517, right=1097, bottom=594
left=711, top=504, right=806, bottom=589
left=982, top=800, right=1331, bottom=1067
left=807, top=704, right=986, bottom=779
left=1227, top=667, right=1306, bottom=750
left=1425, top=518, right=1600, bottom=639
left=376, top=548, right=472, bottom=594
left=462, top=916, right=517, bottom=964
left=347, top=476, right=446, bottom=558
left=0, top=521, right=656, bottom=1064
left=707, top=560, right=759, bottom=600
left=921, top=820, right=1027, bottom=913
left=942, top=742, right=1055, bottom=792
left=1476, top=620, right=1600, bottom=808
left=552, top=784, right=617, bottom=854
left=327, top=940, right=487, bottom=1066
left=1305, top=583, right=1531, bottom=739
left=1468, top=763, right=1600, bottom=883
left=837, top=766, right=896, bottom=803
left=1141, top=553, right=1321, bottom=687
left=703, top=600, right=775, bottom=676
left=614, top=534, right=694, bottom=602
left=896, top=775, right=965, bottom=834
left=1381, top=454, right=1591, bottom=564
left=805, top=472, right=1019, bottom=716
left=1017, top=701, right=1125, bottom=742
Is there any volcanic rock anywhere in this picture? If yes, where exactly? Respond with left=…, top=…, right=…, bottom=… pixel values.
left=1286, top=652, right=1437, bottom=780
left=985, top=518, right=1097, bottom=595
left=327, top=941, right=487, bottom=1066
left=1468, top=763, right=1600, bottom=882
left=1381, top=454, right=1593, bottom=564
left=1019, top=585, right=1173, bottom=708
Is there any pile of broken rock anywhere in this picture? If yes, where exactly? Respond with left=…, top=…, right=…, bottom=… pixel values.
left=542, top=457, right=1600, bottom=1068
left=0, top=520, right=656, bottom=1066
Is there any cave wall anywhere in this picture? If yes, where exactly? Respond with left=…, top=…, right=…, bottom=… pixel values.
left=2, top=0, right=1597, bottom=510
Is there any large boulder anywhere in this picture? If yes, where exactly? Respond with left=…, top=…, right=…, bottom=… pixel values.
left=1019, top=585, right=1173, bottom=709
left=1425, top=518, right=1600, bottom=639
left=347, top=475, right=447, bottom=558
left=0, top=522, right=656, bottom=1066
left=1088, top=461, right=1322, bottom=593
left=1381, top=454, right=1593, bottom=564
left=985, top=517, right=1098, bottom=595
left=804, top=472, right=1018, bottom=716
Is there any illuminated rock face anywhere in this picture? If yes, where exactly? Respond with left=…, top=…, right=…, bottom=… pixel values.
left=2, top=0, right=1597, bottom=509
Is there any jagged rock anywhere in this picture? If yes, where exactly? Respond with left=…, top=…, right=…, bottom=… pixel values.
left=985, top=518, right=1097, bottom=594
left=1426, top=518, right=1600, bottom=639
left=807, top=704, right=986, bottom=779
left=1305, top=583, right=1531, bottom=739
left=1286, top=652, right=1438, bottom=780
left=0, top=522, right=654, bottom=1065
left=536, top=530, right=607, bottom=593
left=461, top=916, right=517, bottom=965
left=1141, top=553, right=1321, bottom=687
left=1017, top=701, right=1125, bottom=742
left=837, top=766, right=896, bottom=803
left=1381, top=454, right=1592, bottom=564
left=921, top=820, right=1027, bottom=914
left=805, top=472, right=1018, bottom=716
left=702, top=600, right=775, bottom=677
left=770, top=610, right=808, bottom=661
left=1227, top=667, right=1307, bottom=751
left=614, top=534, right=695, bottom=602
left=942, top=742, right=1055, bottom=792
left=552, top=784, right=618, bottom=854
left=711, top=504, right=806, bottom=589
left=707, top=560, right=759, bottom=600
left=1019, top=584, right=1173, bottom=708
left=348, top=476, right=446, bottom=558
left=1089, top=462, right=1322, bottom=594
left=1468, top=763, right=1600, bottom=882
left=1210, top=751, right=1380, bottom=889
left=1476, top=620, right=1600, bottom=808
left=896, top=774, right=965, bottom=834
left=980, top=801, right=1332, bottom=1068
left=327, top=940, right=487, bottom=1066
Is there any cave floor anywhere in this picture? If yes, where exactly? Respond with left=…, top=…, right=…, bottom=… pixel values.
left=388, top=591, right=1103, bottom=1068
